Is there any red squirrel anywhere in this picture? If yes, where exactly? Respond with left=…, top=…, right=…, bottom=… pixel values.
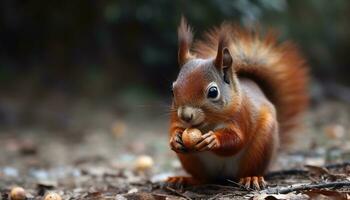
left=168, top=18, right=309, bottom=189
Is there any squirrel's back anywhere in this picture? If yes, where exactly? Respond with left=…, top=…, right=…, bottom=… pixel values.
left=192, top=24, right=309, bottom=144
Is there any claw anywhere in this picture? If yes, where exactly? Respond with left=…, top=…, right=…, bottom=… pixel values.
left=175, top=134, right=183, bottom=144
left=239, top=176, right=266, bottom=190
left=170, top=132, right=187, bottom=153
left=194, top=131, right=219, bottom=152
left=165, top=176, right=199, bottom=189
left=243, top=177, right=251, bottom=189
left=164, top=177, right=184, bottom=189
left=258, top=176, right=267, bottom=189
left=252, top=176, right=260, bottom=190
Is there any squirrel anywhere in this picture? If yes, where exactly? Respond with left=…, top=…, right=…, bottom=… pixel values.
left=168, top=17, right=309, bottom=189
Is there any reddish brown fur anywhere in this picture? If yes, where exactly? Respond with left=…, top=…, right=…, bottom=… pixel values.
left=169, top=88, right=279, bottom=182
left=237, top=104, right=277, bottom=177
left=173, top=68, right=207, bottom=106
left=176, top=154, right=207, bottom=182
left=209, top=97, right=252, bottom=156
left=168, top=20, right=309, bottom=186
left=193, top=24, right=309, bottom=144
left=177, top=17, right=194, bottom=66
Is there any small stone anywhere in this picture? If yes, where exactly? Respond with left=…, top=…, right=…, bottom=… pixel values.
left=324, top=124, right=345, bottom=139
left=134, top=155, right=154, bottom=171
left=127, top=188, right=138, bottom=194
left=44, top=192, right=62, bottom=200
left=10, top=187, right=26, bottom=200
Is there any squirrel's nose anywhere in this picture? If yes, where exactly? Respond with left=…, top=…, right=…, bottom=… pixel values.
left=181, top=113, right=193, bottom=123
left=178, top=106, right=194, bottom=123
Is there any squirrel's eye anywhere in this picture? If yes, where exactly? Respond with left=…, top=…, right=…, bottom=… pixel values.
left=207, top=86, right=219, bottom=100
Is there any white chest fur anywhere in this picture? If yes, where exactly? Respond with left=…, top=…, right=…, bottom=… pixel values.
left=190, top=124, right=245, bottom=180
left=193, top=150, right=244, bottom=180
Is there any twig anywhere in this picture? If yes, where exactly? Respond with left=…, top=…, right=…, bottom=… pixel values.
left=325, top=161, right=350, bottom=170
left=264, top=181, right=350, bottom=194
left=201, top=184, right=239, bottom=190
left=165, top=186, right=192, bottom=200
left=207, top=193, right=222, bottom=200
left=153, top=192, right=187, bottom=199
left=265, top=169, right=308, bottom=179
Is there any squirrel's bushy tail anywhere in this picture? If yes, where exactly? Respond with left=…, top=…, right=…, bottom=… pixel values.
left=193, top=24, right=309, bottom=144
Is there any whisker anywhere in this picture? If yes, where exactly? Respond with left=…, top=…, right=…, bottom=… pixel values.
left=128, top=99, right=179, bottom=119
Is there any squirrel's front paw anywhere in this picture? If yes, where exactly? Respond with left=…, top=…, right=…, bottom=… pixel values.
left=194, top=131, right=219, bottom=152
left=170, top=132, right=187, bottom=153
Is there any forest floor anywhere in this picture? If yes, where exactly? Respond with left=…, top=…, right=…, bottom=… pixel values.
left=0, top=95, right=349, bottom=199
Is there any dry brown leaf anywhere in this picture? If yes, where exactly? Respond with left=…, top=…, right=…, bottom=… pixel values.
left=305, top=165, right=348, bottom=180
left=305, top=165, right=330, bottom=176
left=304, top=189, right=349, bottom=200
left=123, top=192, right=168, bottom=200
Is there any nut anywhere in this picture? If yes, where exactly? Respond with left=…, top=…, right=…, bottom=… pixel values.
left=10, top=187, right=26, bottom=200
left=44, top=192, right=62, bottom=200
left=182, top=128, right=202, bottom=149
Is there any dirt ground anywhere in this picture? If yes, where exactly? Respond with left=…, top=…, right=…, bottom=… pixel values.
left=0, top=95, right=349, bottom=199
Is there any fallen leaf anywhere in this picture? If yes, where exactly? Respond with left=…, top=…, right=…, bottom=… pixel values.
left=305, top=165, right=330, bottom=176
left=304, top=189, right=348, bottom=200
left=305, top=165, right=348, bottom=181
left=123, top=192, right=167, bottom=200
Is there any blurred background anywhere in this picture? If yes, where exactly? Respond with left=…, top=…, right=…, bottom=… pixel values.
left=0, top=0, right=349, bottom=174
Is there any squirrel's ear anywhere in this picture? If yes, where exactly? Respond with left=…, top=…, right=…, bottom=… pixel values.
left=215, top=34, right=233, bottom=84
left=178, top=16, right=193, bottom=67
left=215, top=35, right=232, bottom=70
left=222, top=48, right=233, bottom=68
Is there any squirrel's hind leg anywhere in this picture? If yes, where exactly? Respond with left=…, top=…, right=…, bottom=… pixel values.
left=165, top=176, right=201, bottom=188
left=237, top=106, right=278, bottom=190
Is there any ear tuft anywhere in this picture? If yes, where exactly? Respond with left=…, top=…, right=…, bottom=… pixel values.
left=178, top=16, right=193, bottom=67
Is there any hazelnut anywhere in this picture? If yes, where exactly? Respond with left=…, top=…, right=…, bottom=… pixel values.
left=10, top=186, right=26, bottom=200
left=182, top=128, right=202, bottom=149
left=44, top=192, right=62, bottom=200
